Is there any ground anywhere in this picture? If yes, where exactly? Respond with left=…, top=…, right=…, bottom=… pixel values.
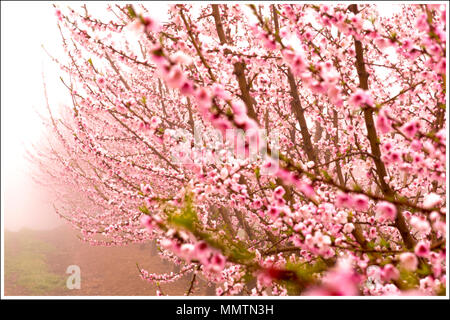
left=4, top=225, right=214, bottom=296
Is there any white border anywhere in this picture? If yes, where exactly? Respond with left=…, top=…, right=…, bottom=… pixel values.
left=1, top=0, right=448, bottom=300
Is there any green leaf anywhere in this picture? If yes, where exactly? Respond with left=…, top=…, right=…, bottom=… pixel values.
left=127, top=6, right=137, bottom=19
left=321, top=170, right=331, bottom=181
left=254, top=167, right=261, bottom=179
left=168, top=192, right=198, bottom=231
left=436, top=284, right=446, bottom=296
left=139, top=205, right=150, bottom=215
left=379, top=238, right=390, bottom=249
left=242, top=271, right=254, bottom=284
left=416, top=262, right=432, bottom=277
left=398, top=269, right=419, bottom=289
left=151, top=46, right=164, bottom=57
left=286, top=259, right=327, bottom=283
left=230, top=245, right=255, bottom=262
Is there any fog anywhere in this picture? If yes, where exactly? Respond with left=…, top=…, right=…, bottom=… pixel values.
left=1, top=2, right=67, bottom=231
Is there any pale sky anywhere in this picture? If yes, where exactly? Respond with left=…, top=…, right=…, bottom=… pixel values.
left=1, top=2, right=68, bottom=231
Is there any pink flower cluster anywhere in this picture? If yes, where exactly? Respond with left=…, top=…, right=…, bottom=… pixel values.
left=160, top=239, right=226, bottom=273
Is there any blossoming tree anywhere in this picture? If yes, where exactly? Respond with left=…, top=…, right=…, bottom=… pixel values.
left=34, top=3, right=446, bottom=296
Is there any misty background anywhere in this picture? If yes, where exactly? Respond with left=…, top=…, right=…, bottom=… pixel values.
left=2, top=1, right=67, bottom=231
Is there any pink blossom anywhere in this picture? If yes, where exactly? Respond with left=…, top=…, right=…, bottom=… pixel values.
left=208, top=253, right=226, bottom=273
left=263, top=37, right=277, bottom=50
left=55, top=9, right=62, bottom=21
left=343, top=223, right=354, bottom=233
left=139, top=121, right=151, bottom=132
left=165, top=66, right=185, bottom=89
left=248, top=199, right=262, bottom=210
left=140, top=214, right=154, bottom=232
left=142, top=15, right=161, bottom=33
left=374, top=37, right=390, bottom=49
left=231, top=100, right=247, bottom=117
left=399, top=252, right=418, bottom=272
left=273, top=186, right=286, bottom=199
left=141, top=183, right=152, bottom=194
left=348, top=89, right=373, bottom=108
left=172, top=51, right=192, bottom=65
left=195, top=87, right=212, bottom=111
left=423, top=193, right=441, bottom=209
left=180, top=243, right=195, bottom=262
left=150, top=115, right=161, bottom=126
left=369, top=227, right=377, bottom=239
left=434, top=59, right=446, bottom=75
left=376, top=111, right=392, bottom=134
left=415, top=14, right=429, bottom=32
left=194, top=241, right=210, bottom=262
left=304, top=259, right=360, bottom=296
left=436, top=128, right=446, bottom=145
left=298, top=182, right=315, bottom=199
left=290, top=54, right=306, bottom=74
left=410, top=139, right=422, bottom=152
left=180, top=80, right=195, bottom=96
left=389, top=150, right=402, bottom=163
left=335, top=192, right=354, bottom=209
left=376, top=201, right=397, bottom=221
left=97, top=77, right=106, bottom=86
left=268, top=206, right=280, bottom=219
left=352, top=194, right=369, bottom=212
left=414, top=241, right=430, bottom=258
left=382, top=142, right=393, bottom=152
left=327, top=85, right=341, bottom=101
left=409, top=216, right=431, bottom=236
left=257, top=269, right=274, bottom=287
left=241, top=118, right=259, bottom=132
left=382, top=264, right=400, bottom=281
left=401, top=120, right=420, bottom=139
